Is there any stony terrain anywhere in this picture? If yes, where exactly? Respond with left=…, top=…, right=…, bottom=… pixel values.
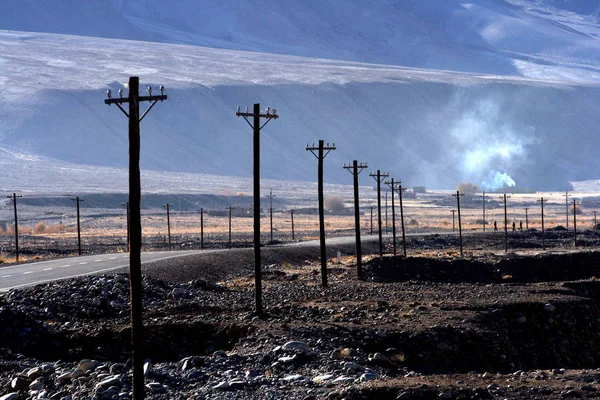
left=2, top=230, right=600, bottom=399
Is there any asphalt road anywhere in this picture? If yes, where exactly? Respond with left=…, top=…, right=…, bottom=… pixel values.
left=0, top=232, right=449, bottom=292
left=0, top=250, right=207, bottom=292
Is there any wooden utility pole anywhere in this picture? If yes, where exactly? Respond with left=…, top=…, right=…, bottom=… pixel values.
left=122, top=202, right=130, bottom=252
left=384, top=178, right=398, bottom=256
left=199, top=208, right=204, bottom=249
left=398, top=184, right=408, bottom=258
left=227, top=206, right=235, bottom=249
left=573, top=199, right=579, bottom=246
left=344, top=160, right=368, bottom=278
left=453, top=191, right=464, bottom=256
left=71, top=196, right=84, bottom=256
left=236, top=104, right=278, bottom=314
left=564, top=191, right=570, bottom=230
left=105, top=76, right=167, bottom=400
left=7, top=193, right=22, bottom=262
left=306, top=140, right=336, bottom=287
left=500, top=193, right=511, bottom=252
left=385, top=190, right=388, bottom=233
left=290, top=209, right=295, bottom=241
left=163, top=203, right=172, bottom=251
left=525, top=207, right=529, bottom=230
left=369, top=170, right=389, bottom=256
left=538, top=197, right=548, bottom=250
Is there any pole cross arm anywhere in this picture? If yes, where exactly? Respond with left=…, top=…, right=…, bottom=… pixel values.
left=343, top=162, right=368, bottom=175
left=236, top=109, right=279, bottom=130
left=105, top=93, right=168, bottom=121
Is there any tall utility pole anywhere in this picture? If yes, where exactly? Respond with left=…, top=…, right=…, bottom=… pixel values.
left=71, top=196, right=84, bottom=256
left=482, top=191, right=486, bottom=231
left=384, top=178, right=398, bottom=256
left=344, top=160, right=368, bottom=278
left=306, top=140, right=336, bottom=287
left=453, top=191, right=464, bottom=256
left=564, top=191, right=570, bottom=230
left=525, top=207, right=529, bottom=230
left=290, top=209, right=295, bottom=241
left=7, top=193, right=22, bottom=262
left=385, top=190, right=388, bottom=233
left=105, top=76, right=167, bottom=400
left=236, top=104, right=279, bottom=314
left=500, top=193, right=511, bottom=252
left=122, top=202, right=130, bottom=252
left=163, top=203, right=172, bottom=251
left=538, top=197, right=548, bottom=250
left=594, top=210, right=597, bottom=228
left=397, top=184, right=408, bottom=258
left=369, top=170, right=389, bottom=256
left=451, top=210, right=456, bottom=232
left=573, top=199, right=579, bottom=246
left=226, top=206, right=235, bottom=249
left=268, top=189, right=275, bottom=242
left=199, top=208, right=204, bottom=249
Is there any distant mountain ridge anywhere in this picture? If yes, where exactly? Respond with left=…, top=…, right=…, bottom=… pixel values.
left=1, top=0, right=600, bottom=192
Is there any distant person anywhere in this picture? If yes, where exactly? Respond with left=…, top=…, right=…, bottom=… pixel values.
left=519, top=220, right=523, bottom=231
left=512, top=221, right=516, bottom=231
left=494, top=221, right=498, bottom=231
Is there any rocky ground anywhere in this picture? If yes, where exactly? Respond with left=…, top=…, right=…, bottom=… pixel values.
left=2, top=229, right=600, bottom=399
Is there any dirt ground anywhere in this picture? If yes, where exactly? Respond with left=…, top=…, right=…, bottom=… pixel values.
left=3, top=229, right=600, bottom=399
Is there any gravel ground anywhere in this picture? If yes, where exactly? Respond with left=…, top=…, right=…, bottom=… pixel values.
left=2, top=231, right=600, bottom=399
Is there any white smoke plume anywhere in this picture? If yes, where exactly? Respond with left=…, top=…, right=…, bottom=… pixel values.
left=447, top=94, right=537, bottom=190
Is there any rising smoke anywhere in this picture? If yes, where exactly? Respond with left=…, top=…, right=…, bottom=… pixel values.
left=448, top=94, right=537, bottom=191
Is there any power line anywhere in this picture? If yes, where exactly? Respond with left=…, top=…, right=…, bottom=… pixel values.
left=369, top=170, right=389, bottom=256
left=71, top=196, right=84, bottom=256
left=104, top=76, right=168, bottom=400
left=236, top=103, right=279, bottom=314
left=344, top=160, right=368, bottom=279
left=7, top=193, right=22, bottom=262
left=306, top=140, right=336, bottom=287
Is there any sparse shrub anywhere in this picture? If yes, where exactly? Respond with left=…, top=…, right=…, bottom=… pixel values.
left=324, top=195, right=345, bottom=213
left=457, top=182, right=480, bottom=194
left=33, top=221, right=47, bottom=234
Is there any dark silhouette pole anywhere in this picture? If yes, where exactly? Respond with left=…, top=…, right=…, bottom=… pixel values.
left=226, top=206, right=235, bottom=249
left=385, top=178, right=398, bottom=256
left=163, top=203, right=172, bottom=251
left=525, top=207, right=529, bottom=230
left=369, top=170, right=389, bottom=256
left=385, top=190, right=388, bottom=233
left=453, top=191, right=464, bottom=256
left=573, top=199, right=578, bottom=246
left=538, top=197, right=548, bottom=250
left=344, top=160, right=368, bottom=278
left=398, top=184, right=407, bottom=258
left=306, top=140, right=336, bottom=287
left=71, top=196, right=84, bottom=256
left=236, top=104, right=278, bottom=314
left=564, top=191, right=570, bottom=230
left=290, top=209, right=295, bottom=241
left=105, top=76, right=167, bottom=400
left=7, top=193, right=22, bottom=262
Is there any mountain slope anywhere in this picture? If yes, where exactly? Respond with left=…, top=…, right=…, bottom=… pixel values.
left=1, top=1, right=600, bottom=191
